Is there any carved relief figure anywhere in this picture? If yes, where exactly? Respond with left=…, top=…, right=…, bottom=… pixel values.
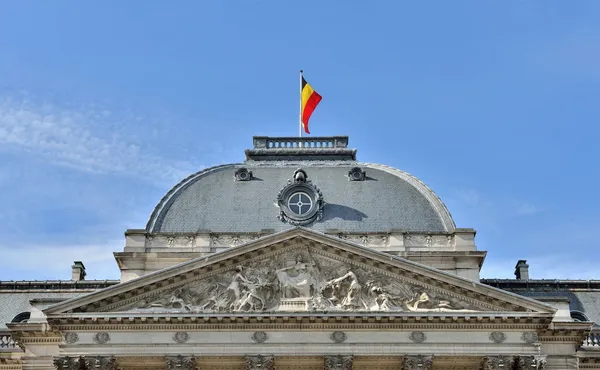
left=121, top=248, right=479, bottom=314
left=325, top=270, right=366, bottom=310
left=276, top=254, right=315, bottom=298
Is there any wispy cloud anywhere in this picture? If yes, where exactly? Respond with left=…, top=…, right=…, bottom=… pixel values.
left=0, top=93, right=201, bottom=186
left=513, top=202, right=543, bottom=216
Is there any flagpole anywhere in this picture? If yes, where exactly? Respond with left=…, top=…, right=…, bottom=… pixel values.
left=299, top=69, right=303, bottom=138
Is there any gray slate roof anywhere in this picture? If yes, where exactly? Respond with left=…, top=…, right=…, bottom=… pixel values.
left=146, top=162, right=455, bottom=234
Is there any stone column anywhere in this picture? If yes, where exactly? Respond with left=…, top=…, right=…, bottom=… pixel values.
left=165, top=355, right=196, bottom=370
left=324, top=355, right=353, bottom=370
left=83, top=356, right=118, bottom=370
left=482, top=356, right=515, bottom=370
left=514, top=355, right=547, bottom=370
left=245, top=355, right=274, bottom=370
left=404, top=355, right=433, bottom=370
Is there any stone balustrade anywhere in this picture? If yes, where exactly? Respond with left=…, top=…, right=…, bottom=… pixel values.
left=0, top=332, right=18, bottom=351
left=583, top=329, right=600, bottom=347
left=253, top=136, right=349, bottom=150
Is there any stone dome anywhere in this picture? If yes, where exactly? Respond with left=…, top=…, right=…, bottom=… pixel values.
left=146, top=136, right=455, bottom=234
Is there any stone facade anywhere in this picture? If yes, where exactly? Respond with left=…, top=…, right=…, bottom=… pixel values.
left=0, top=136, right=598, bottom=370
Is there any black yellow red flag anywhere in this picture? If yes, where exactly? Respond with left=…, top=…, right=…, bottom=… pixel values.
left=300, top=74, right=322, bottom=134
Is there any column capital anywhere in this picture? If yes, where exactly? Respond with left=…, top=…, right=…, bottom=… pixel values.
left=84, top=356, right=118, bottom=370
left=324, top=355, right=353, bottom=370
left=245, top=355, right=274, bottom=370
left=54, top=356, right=84, bottom=370
left=404, top=355, right=433, bottom=370
left=165, top=355, right=196, bottom=370
left=515, top=355, right=547, bottom=370
left=483, top=356, right=515, bottom=370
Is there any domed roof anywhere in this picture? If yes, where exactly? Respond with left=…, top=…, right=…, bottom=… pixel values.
left=146, top=137, right=455, bottom=234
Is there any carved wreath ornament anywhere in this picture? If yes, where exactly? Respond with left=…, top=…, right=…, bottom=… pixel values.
left=277, top=168, right=324, bottom=226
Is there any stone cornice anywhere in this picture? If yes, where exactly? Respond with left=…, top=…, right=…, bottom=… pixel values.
left=44, top=229, right=556, bottom=316
left=47, top=313, right=552, bottom=332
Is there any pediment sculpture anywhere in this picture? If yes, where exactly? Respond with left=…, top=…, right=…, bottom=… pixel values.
left=123, top=248, right=478, bottom=313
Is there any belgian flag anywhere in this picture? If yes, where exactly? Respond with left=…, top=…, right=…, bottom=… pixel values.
left=301, top=72, right=322, bottom=134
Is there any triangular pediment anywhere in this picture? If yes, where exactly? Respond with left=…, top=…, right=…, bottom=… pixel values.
left=45, top=228, right=555, bottom=316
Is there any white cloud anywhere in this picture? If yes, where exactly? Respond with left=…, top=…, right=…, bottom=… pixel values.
left=0, top=94, right=200, bottom=186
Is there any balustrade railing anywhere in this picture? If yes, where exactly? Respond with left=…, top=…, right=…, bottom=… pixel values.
left=253, top=136, right=349, bottom=150
left=583, top=330, right=600, bottom=347
left=0, top=332, right=18, bottom=350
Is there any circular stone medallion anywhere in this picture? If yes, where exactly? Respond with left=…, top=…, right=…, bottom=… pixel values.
left=489, top=331, right=506, bottom=344
left=64, top=333, right=79, bottom=344
left=93, top=332, right=110, bottom=344
left=330, top=331, right=347, bottom=343
left=409, top=331, right=426, bottom=343
left=173, top=332, right=189, bottom=344
left=252, top=331, right=268, bottom=344
left=521, top=332, right=539, bottom=344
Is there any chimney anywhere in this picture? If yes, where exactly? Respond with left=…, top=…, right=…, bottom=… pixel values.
left=514, top=260, right=529, bottom=280
left=71, top=261, right=86, bottom=281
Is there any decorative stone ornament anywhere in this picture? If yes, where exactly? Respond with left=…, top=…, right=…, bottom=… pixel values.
left=63, top=332, right=79, bottom=344
left=234, top=167, right=253, bottom=181
left=404, top=355, right=433, bottom=370
left=489, top=331, right=506, bottom=343
left=521, top=331, right=539, bottom=344
left=324, top=355, right=353, bottom=370
left=173, top=331, right=190, bottom=343
left=277, top=168, right=324, bottom=225
left=84, top=356, right=118, bottom=370
left=483, top=356, right=515, bottom=370
left=165, top=355, right=196, bottom=370
left=330, top=331, right=347, bottom=343
left=251, top=331, right=268, bottom=343
left=246, top=355, right=274, bottom=370
left=53, top=356, right=85, bottom=370
left=348, top=167, right=366, bottom=181
left=93, top=332, right=110, bottom=344
left=409, top=331, right=426, bottom=343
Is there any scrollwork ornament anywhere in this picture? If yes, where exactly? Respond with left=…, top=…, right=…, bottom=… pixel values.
left=521, top=331, right=539, bottom=344
left=409, top=331, right=426, bottom=343
left=251, top=331, right=268, bottom=344
left=404, top=355, right=433, bottom=370
left=93, top=332, right=110, bottom=344
left=324, top=355, right=353, bottom=370
left=166, top=355, right=196, bottom=370
left=330, top=331, right=347, bottom=343
left=64, top=332, right=79, bottom=344
left=489, top=331, right=506, bottom=344
left=483, top=356, right=514, bottom=370
left=173, top=331, right=190, bottom=344
left=53, top=356, right=84, bottom=370
left=84, top=356, right=118, bottom=370
left=246, top=355, right=274, bottom=370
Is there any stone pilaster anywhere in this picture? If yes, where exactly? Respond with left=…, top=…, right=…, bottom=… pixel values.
left=482, top=356, right=515, bottom=370
left=165, top=355, right=196, bottom=370
left=324, top=355, right=353, bottom=370
left=53, top=356, right=84, bottom=370
left=404, top=355, right=433, bottom=370
left=83, top=356, right=117, bottom=370
left=245, top=355, right=274, bottom=370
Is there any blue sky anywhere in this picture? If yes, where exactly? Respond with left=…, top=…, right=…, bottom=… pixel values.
left=0, top=1, right=599, bottom=280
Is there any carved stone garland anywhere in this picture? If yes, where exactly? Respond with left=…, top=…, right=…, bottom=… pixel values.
left=404, top=355, right=433, bottom=370
left=324, top=355, right=353, bottom=370
left=165, top=355, right=196, bottom=370
left=246, top=355, right=274, bottom=370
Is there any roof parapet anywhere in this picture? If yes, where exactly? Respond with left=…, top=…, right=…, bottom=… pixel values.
left=245, top=136, right=357, bottom=161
